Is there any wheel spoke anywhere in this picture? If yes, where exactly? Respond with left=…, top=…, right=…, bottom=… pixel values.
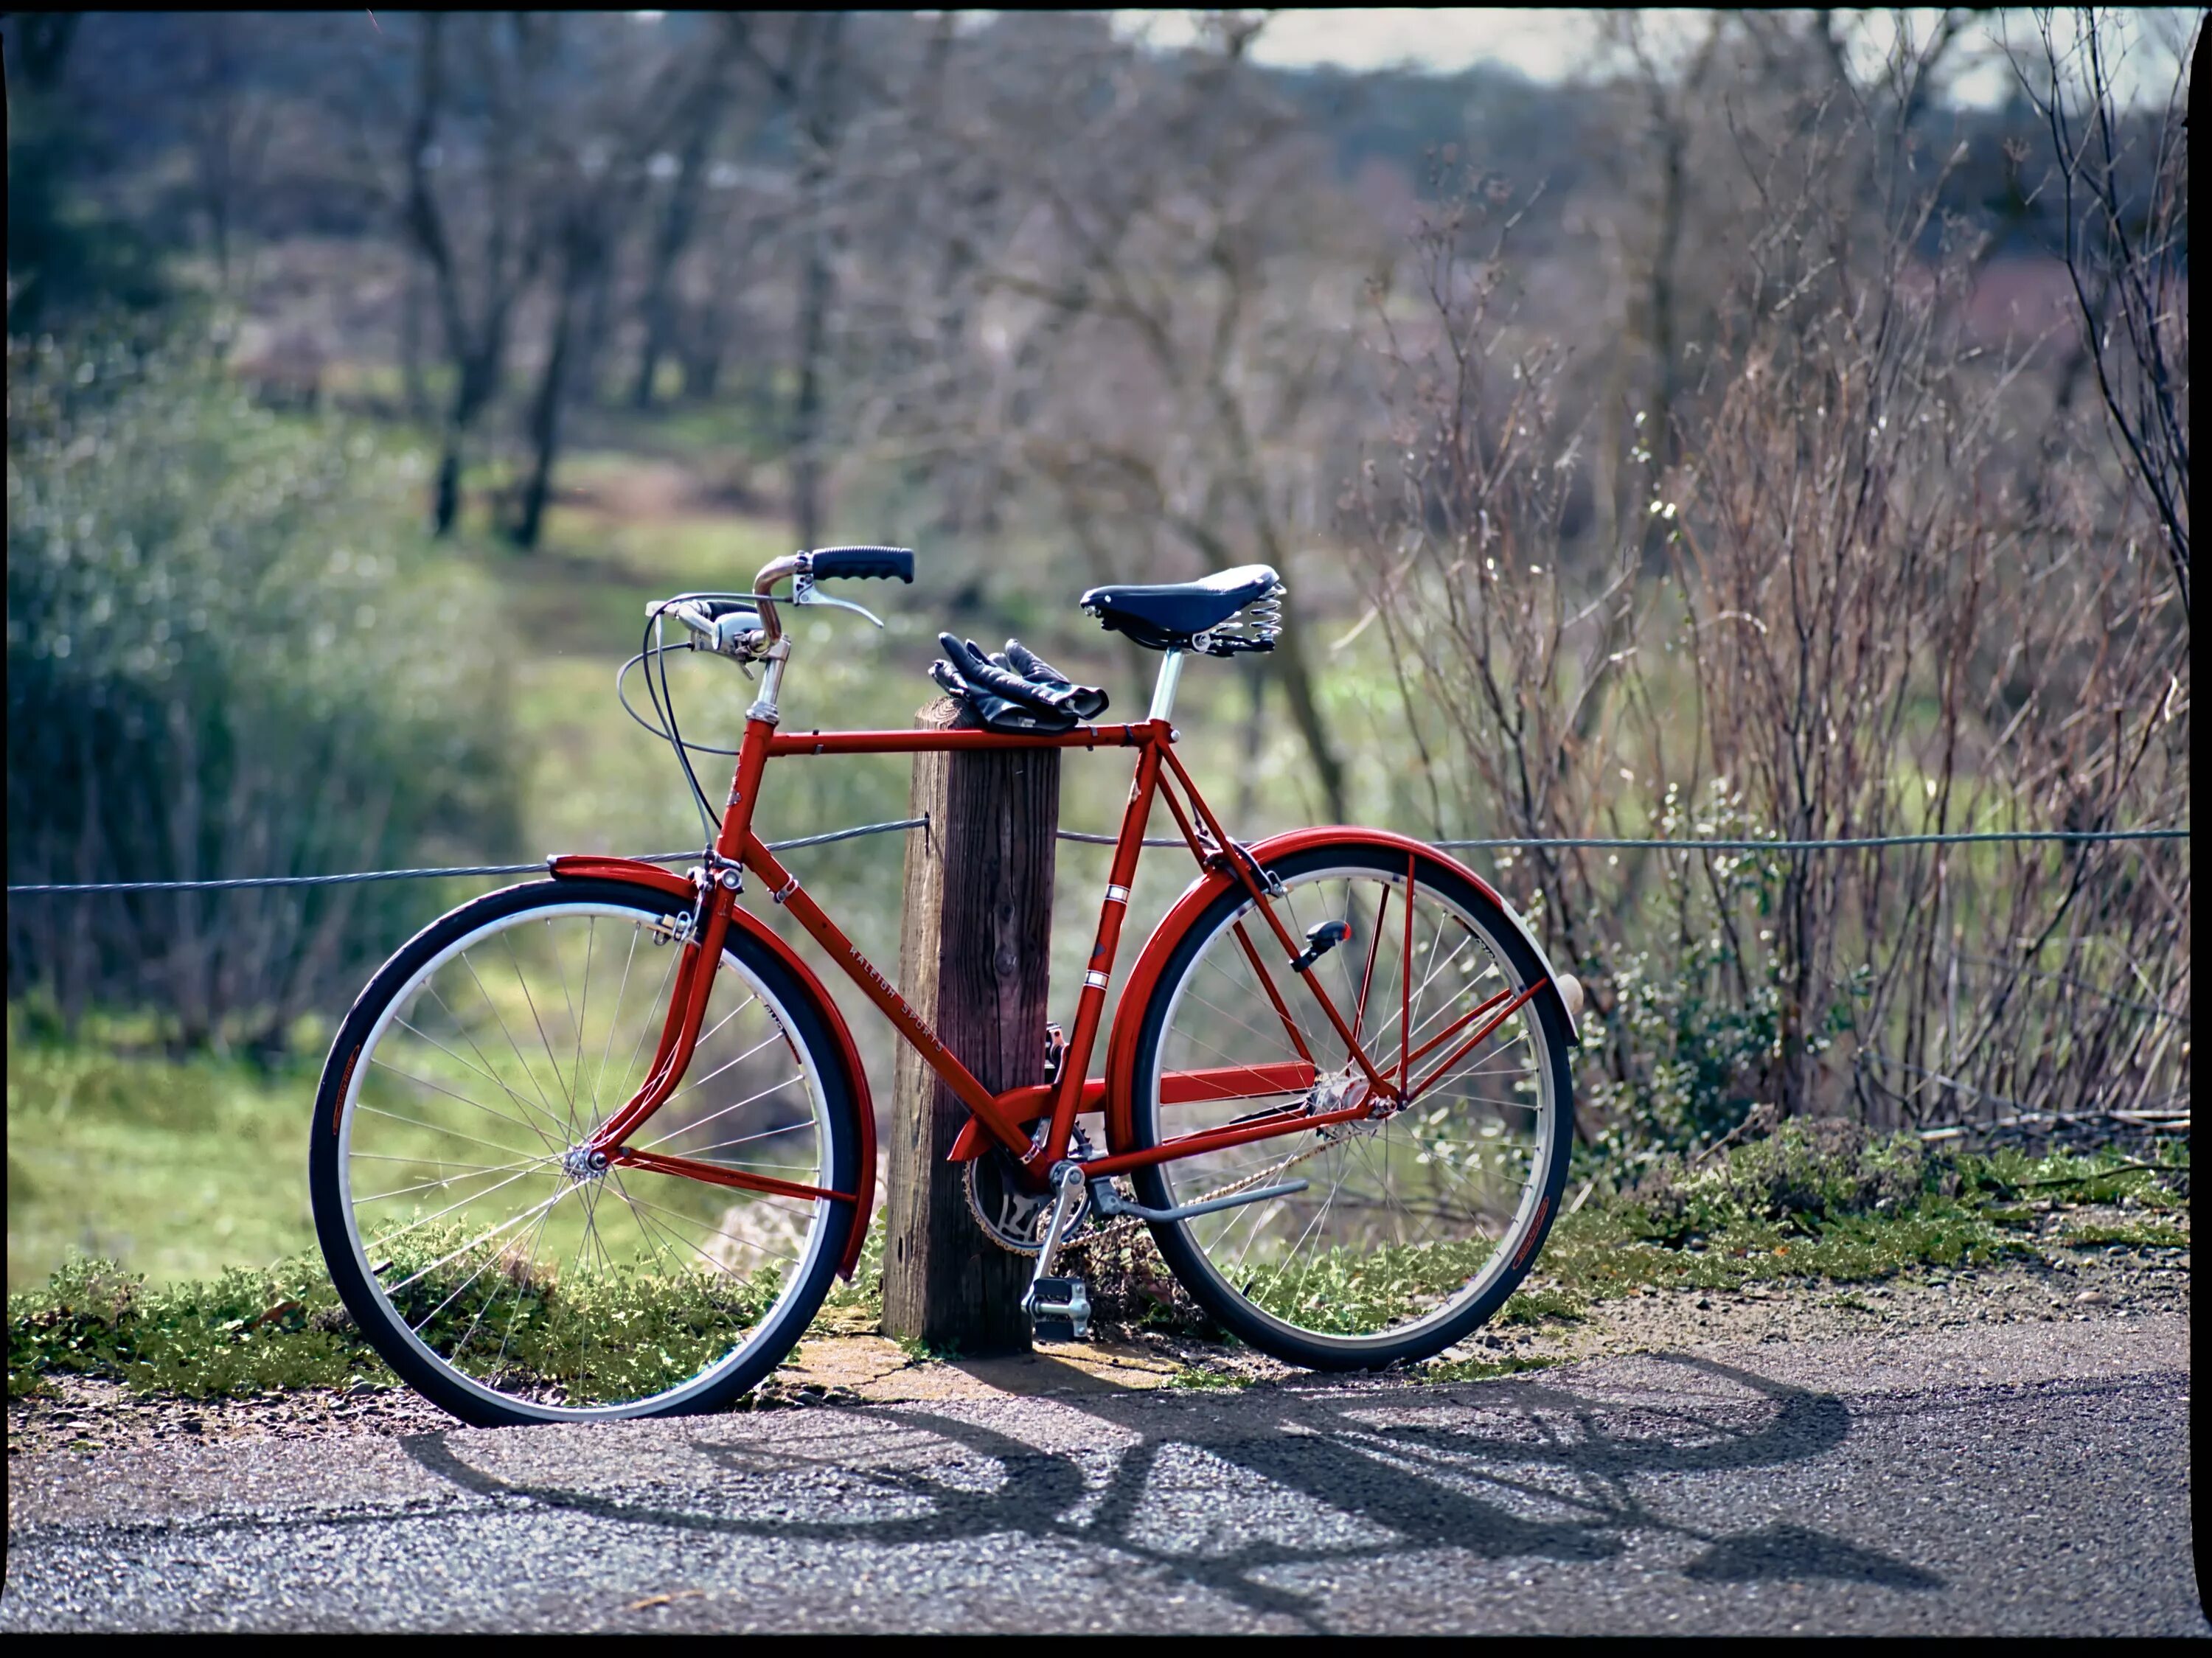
left=326, top=894, right=841, bottom=1421
left=377, top=1025, right=567, bottom=1149
left=506, top=930, right=577, bottom=1133
left=1139, top=854, right=1568, bottom=1356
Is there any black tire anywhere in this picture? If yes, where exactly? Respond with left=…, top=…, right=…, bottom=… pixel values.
left=1127, top=840, right=1575, bottom=1370
left=310, top=877, right=860, bottom=1426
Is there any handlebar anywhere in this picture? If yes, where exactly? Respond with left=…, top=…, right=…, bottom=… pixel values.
left=805, top=546, right=914, bottom=583
left=654, top=546, right=919, bottom=663
left=747, top=546, right=917, bottom=649
left=647, top=546, right=918, bottom=728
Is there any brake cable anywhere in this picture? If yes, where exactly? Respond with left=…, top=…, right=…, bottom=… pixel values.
left=637, top=603, right=719, bottom=844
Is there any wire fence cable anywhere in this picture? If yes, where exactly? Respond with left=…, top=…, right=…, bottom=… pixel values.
left=4, top=823, right=2186, bottom=895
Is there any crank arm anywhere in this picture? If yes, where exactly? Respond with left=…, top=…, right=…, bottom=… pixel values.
left=1090, top=1177, right=1310, bottom=1225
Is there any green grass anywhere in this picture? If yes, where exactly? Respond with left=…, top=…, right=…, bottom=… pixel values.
left=7, top=1238, right=779, bottom=1406
left=1497, top=1286, right=1589, bottom=1326
left=1138, top=1124, right=2188, bottom=1340
left=6, top=1024, right=321, bottom=1292
left=2056, top=1219, right=2188, bottom=1249
left=10, top=1253, right=387, bottom=1401
left=7, top=1128, right=2185, bottom=1404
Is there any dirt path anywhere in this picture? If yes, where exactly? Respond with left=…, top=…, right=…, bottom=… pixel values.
left=4, top=1306, right=2194, bottom=1634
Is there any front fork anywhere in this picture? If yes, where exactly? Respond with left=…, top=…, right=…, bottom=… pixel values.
left=587, top=713, right=776, bottom=1160
left=583, top=862, right=740, bottom=1158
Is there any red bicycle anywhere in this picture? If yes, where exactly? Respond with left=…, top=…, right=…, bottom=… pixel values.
left=310, top=548, right=1582, bottom=1425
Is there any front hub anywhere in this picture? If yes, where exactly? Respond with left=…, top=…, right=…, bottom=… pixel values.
left=561, top=1145, right=611, bottom=1185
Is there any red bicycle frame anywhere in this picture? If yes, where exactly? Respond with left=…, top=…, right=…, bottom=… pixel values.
left=564, top=706, right=1534, bottom=1212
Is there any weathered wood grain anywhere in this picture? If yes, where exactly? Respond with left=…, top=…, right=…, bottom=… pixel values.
left=880, top=696, right=1059, bottom=1352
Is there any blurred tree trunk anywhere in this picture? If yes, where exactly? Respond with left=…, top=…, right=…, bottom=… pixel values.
left=507, top=17, right=741, bottom=548
left=181, top=16, right=271, bottom=297
left=512, top=216, right=599, bottom=549
left=404, top=14, right=540, bottom=537
left=1618, top=11, right=1724, bottom=572
left=399, top=268, right=430, bottom=422
left=569, top=246, right=617, bottom=410
left=630, top=78, right=728, bottom=408
left=787, top=14, right=846, bottom=554
left=12, top=13, right=80, bottom=90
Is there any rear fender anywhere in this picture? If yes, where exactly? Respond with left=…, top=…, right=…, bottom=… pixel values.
left=1099, top=829, right=1579, bottom=1153
left=549, top=855, right=877, bottom=1280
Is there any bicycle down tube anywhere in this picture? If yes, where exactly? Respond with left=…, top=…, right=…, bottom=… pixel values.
left=585, top=706, right=1484, bottom=1190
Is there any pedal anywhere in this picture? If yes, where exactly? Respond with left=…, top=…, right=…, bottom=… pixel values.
left=1023, top=1275, right=1091, bottom=1342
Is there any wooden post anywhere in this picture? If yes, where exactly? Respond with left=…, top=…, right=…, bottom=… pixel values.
left=880, top=696, right=1060, bottom=1354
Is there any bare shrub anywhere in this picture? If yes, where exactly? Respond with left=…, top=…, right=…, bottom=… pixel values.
left=1357, top=79, right=2187, bottom=1163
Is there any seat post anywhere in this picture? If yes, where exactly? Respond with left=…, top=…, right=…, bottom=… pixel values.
left=1147, top=649, right=1186, bottom=725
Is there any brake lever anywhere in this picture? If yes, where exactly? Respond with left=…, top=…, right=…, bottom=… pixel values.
left=791, top=573, right=886, bottom=629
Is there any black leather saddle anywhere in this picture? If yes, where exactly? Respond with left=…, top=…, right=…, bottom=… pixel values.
left=1078, top=564, right=1284, bottom=653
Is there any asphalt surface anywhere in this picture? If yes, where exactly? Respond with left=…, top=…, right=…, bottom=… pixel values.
left=2, top=1316, right=2197, bottom=1634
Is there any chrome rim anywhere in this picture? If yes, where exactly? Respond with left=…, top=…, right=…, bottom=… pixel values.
left=1143, top=863, right=1560, bottom=1352
left=335, top=899, right=834, bottom=1418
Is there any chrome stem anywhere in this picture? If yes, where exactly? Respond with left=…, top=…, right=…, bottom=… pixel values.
left=751, top=551, right=806, bottom=648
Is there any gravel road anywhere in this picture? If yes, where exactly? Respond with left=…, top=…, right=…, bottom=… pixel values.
left=3, top=1313, right=2196, bottom=1634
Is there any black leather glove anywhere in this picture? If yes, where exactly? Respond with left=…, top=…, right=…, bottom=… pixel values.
left=939, top=633, right=1096, bottom=720
left=928, top=658, right=1077, bottom=733
left=1004, top=640, right=1108, bottom=718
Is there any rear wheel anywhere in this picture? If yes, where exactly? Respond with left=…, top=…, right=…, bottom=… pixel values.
left=1127, top=840, right=1574, bottom=1370
left=310, top=878, right=859, bottom=1426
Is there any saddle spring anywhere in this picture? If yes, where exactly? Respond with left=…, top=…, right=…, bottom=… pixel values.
left=1192, top=580, right=1286, bottom=658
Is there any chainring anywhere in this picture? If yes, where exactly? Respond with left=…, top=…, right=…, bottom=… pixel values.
left=963, top=1132, right=1093, bottom=1255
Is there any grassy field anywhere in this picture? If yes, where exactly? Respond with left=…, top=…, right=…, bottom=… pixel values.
left=6, top=1016, right=321, bottom=1290
left=10, top=401, right=2102, bottom=1298
left=4, top=419, right=1427, bottom=1293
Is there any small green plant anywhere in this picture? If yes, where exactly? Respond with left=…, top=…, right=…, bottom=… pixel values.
left=8, top=1252, right=386, bottom=1401
left=891, top=1332, right=961, bottom=1365
left=1422, top=1353, right=1561, bottom=1384
left=1622, top=1118, right=1950, bottom=1247
left=818, top=1214, right=886, bottom=1319
left=9, top=1238, right=780, bottom=1404
left=1057, top=1227, right=1220, bottom=1337
left=2058, top=1220, right=2188, bottom=1250
left=1166, top=1365, right=1248, bottom=1390
left=1577, top=784, right=1820, bottom=1164
left=1497, top=1286, right=1588, bottom=1326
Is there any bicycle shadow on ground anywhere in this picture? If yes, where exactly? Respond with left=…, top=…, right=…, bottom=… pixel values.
left=397, top=1351, right=1944, bottom=1631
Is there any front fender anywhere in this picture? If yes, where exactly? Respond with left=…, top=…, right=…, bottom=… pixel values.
left=1099, top=829, right=1579, bottom=1153
left=549, top=855, right=878, bottom=1281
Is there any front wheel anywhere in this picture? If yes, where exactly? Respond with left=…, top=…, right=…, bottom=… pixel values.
left=1127, top=839, right=1576, bottom=1370
left=309, top=878, right=860, bottom=1426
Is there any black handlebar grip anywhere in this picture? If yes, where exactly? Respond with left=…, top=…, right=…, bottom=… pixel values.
left=807, top=546, right=914, bottom=583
